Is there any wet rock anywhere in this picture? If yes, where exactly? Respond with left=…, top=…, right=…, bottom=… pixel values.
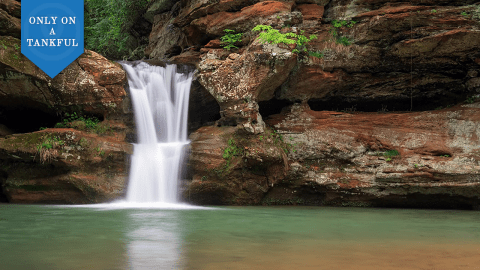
left=145, top=12, right=188, bottom=59
left=144, top=0, right=180, bottom=23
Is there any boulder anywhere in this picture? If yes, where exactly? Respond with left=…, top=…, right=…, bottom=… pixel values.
left=0, top=129, right=132, bottom=204
left=0, top=35, right=128, bottom=119
left=197, top=41, right=297, bottom=133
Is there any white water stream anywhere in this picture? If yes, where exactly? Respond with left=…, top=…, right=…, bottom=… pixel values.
left=121, top=62, right=193, bottom=204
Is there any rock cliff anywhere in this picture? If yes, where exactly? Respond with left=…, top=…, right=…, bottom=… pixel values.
left=0, top=0, right=132, bottom=203
left=144, top=0, right=480, bottom=208
left=1, top=0, right=479, bottom=208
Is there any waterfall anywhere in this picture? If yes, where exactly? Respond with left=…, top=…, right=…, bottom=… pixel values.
left=121, top=62, right=193, bottom=203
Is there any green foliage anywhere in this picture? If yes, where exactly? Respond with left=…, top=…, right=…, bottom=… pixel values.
left=36, top=136, right=65, bottom=163
left=259, top=128, right=296, bottom=154
left=54, top=112, right=106, bottom=133
left=96, top=147, right=106, bottom=157
left=329, top=20, right=356, bottom=46
left=220, top=29, right=243, bottom=50
left=461, top=11, right=468, bottom=17
left=223, top=139, right=243, bottom=160
left=431, top=9, right=437, bottom=13
left=252, top=25, right=317, bottom=55
left=36, top=136, right=64, bottom=151
left=308, top=51, right=324, bottom=58
left=383, top=150, right=400, bottom=157
left=332, top=20, right=357, bottom=28
left=84, top=0, right=150, bottom=59
left=413, top=163, right=422, bottom=168
left=465, top=96, right=477, bottom=104
left=336, top=36, right=353, bottom=46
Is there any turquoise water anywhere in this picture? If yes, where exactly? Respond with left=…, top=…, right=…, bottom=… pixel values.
left=0, top=205, right=479, bottom=269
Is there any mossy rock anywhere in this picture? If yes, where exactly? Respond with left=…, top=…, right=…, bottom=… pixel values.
left=0, top=36, right=44, bottom=78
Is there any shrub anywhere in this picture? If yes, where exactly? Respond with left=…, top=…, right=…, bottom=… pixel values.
left=54, top=112, right=105, bottom=133
left=252, top=25, right=317, bottom=52
left=223, top=138, right=243, bottom=160
left=252, top=25, right=319, bottom=57
left=329, top=19, right=356, bottom=46
left=36, top=136, right=64, bottom=164
left=84, top=0, right=150, bottom=59
left=220, top=29, right=243, bottom=50
left=384, top=150, right=400, bottom=157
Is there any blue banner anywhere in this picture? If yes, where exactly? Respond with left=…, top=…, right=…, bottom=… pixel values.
left=21, top=0, right=84, bottom=78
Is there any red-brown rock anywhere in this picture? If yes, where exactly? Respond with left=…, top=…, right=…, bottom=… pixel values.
left=0, top=129, right=132, bottom=204
left=191, top=1, right=294, bottom=36
left=296, top=4, right=324, bottom=20
left=0, top=36, right=127, bottom=118
left=186, top=104, right=480, bottom=208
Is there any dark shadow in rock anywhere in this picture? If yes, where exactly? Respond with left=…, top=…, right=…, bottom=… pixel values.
left=0, top=169, right=8, bottom=203
left=0, top=106, right=61, bottom=134
left=307, top=92, right=469, bottom=113
left=188, top=80, right=221, bottom=133
left=259, top=98, right=293, bottom=120
left=373, top=193, right=477, bottom=210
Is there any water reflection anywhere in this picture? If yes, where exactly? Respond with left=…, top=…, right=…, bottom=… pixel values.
left=126, top=211, right=184, bottom=270
left=1, top=206, right=479, bottom=270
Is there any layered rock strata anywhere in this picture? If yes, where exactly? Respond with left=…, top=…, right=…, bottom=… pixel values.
left=0, top=0, right=132, bottom=203
left=143, top=0, right=480, bottom=207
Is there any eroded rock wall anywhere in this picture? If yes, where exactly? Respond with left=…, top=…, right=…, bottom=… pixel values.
left=0, top=0, right=133, bottom=203
left=145, top=0, right=480, bottom=207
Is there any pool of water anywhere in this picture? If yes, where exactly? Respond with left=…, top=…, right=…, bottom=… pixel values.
left=0, top=205, right=479, bottom=269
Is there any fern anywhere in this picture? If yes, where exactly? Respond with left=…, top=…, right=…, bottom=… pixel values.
left=252, top=25, right=317, bottom=55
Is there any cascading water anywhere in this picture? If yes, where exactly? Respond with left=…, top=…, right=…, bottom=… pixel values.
left=121, top=62, right=193, bottom=204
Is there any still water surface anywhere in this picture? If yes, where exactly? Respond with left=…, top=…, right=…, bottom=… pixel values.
left=0, top=205, right=479, bottom=270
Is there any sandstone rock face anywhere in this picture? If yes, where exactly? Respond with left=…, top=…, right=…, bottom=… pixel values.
left=2, top=0, right=480, bottom=208
left=0, top=37, right=128, bottom=119
left=197, top=44, right=297, bottom=133
left=186, top=104, right=480, bottom=208
left=149, top=0, right=480, bottom=129
left=0, top=129, right=131, bottom=203
left=143, top=0, right=480, bottom=208
left=0, top=0, right=133, bottom=203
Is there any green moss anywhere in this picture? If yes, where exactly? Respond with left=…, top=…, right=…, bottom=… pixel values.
left=0, top=37, right=33, bottom=73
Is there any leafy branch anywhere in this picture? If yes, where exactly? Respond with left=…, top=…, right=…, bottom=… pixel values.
left=220, top=29, right=243, bottom=50
left=251, top=25, right=318, bottom=55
